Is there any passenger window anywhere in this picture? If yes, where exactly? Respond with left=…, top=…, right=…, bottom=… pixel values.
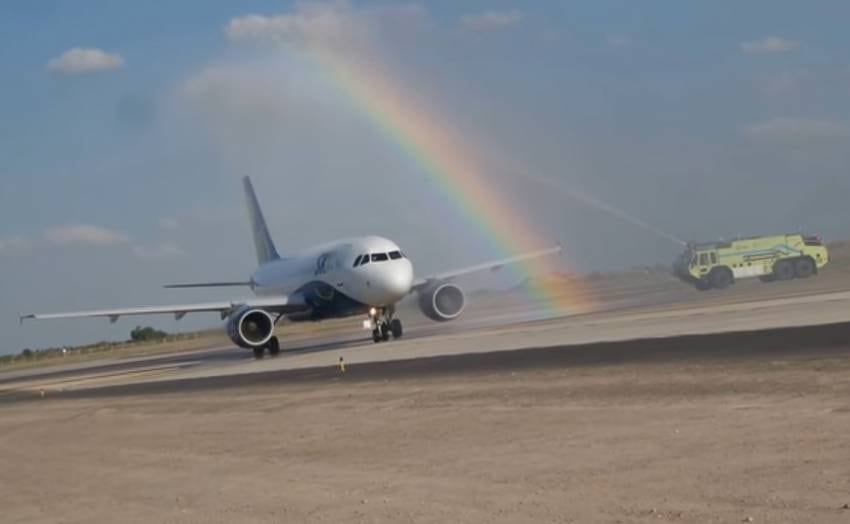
left=353, top=255, right=362, bottom=267
left=710, top=253, right=717, bottom=265
left=389, top=251, right=402, bottom=260
left=699, top=253, right=709, bottom=266
left=372, top=253, right=389, bottom=262
left=360, top=254, right=370, bottom=265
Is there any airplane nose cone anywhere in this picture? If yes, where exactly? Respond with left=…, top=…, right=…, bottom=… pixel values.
left=385, top=259, right=414, bottom=299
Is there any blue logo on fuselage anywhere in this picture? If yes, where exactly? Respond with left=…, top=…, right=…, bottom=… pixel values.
left=315, top=253, right=330, bottom=276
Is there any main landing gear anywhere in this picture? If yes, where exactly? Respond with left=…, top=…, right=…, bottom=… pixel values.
left=369, top=307, right=403, bottom=343
left=252, top=336, right=281, bottom=359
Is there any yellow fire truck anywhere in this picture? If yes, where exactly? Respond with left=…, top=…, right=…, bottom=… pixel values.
left=673, top=234, right=829, bottom=290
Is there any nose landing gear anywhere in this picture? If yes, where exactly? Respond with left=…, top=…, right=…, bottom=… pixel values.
left=369, top=307, right=403, bottom=343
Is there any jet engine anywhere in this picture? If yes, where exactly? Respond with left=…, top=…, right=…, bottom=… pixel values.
left=226, top=306, right=275, bottom=348
left=417, top=283, right=465, bottom=322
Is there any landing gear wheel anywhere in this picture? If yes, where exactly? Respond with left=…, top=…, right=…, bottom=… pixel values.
left=252, top=346, right=265, bottom=359
left=695, top=280, right=712, bottom=291
left=368, top=308, right=397, bottom=343
left=390, top=318, right=403, bottom=339
left=773, top=260, right=795, bottom=281
left=794, top=258, right=815, bottom=278
left=267, top=336, right=281, bottom=357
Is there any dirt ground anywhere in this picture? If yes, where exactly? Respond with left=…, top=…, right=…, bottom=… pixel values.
left=3, top=341, right=850, bottom=524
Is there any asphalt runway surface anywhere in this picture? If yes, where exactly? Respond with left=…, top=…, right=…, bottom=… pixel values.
left=7, top=320, right=850, bottom=402
left=4, top=284, right=850, bottom=402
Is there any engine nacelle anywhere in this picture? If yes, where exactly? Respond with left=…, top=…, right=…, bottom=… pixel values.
left=417, top=283, right=466, bottom=322
left=226, top=307, right=275, bottom=348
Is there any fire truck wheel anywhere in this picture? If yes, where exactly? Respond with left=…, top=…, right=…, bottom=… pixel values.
left=794, top=257, right=815, bottom=278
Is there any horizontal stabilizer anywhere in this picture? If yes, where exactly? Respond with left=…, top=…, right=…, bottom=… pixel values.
left=164, top=281, right=253, bottom=289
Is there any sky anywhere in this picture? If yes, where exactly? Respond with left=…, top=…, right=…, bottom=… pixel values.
left=2, top=0, right=849, bottom=353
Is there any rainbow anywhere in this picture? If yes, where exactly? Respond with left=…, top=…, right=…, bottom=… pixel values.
left=297, top=43, right=593, bottom=315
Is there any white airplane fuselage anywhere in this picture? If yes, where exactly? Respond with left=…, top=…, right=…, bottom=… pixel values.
left=251, top=235, right=414, bottom=321
left=22, top=176, right=559, bottom=356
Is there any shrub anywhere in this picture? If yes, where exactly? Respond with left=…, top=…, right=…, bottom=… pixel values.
left=130, top=326, right=168, bottom=342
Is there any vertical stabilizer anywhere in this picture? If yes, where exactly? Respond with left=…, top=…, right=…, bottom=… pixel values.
left=243, top=176, right=281, bottom=265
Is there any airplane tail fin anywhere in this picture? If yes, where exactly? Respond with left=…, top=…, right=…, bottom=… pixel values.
left=243, top=176, right=281, bottom=265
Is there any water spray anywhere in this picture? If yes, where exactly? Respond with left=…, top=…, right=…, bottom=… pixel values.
left=516, top=170, right=688, bottom=247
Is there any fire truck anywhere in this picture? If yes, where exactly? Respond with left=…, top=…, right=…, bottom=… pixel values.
left=674, top=234, right=829, bottom=290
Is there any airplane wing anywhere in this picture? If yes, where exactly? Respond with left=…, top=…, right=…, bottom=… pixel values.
left=163, top=280, right=254, bottom=289
left=411, top=246, right=562, bottom=291
left=20, top=295, right=309, bottom=324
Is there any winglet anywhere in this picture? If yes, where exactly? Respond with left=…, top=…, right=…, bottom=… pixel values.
left=19, top=313, right=38, bottom=325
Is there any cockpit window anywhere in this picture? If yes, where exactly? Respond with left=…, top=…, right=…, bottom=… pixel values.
left=372, top=253, right=389, bottom=262
left=360, top=254, right=369, bottom=265
left=389, top=250, right=402, bottom=260
left=353, top=255, right=362, bottom=267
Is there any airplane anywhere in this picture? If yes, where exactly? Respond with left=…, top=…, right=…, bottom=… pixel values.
left=22, top=177, right=561, bottom=359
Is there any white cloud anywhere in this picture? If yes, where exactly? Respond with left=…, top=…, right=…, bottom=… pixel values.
left=132, top=243, right=184, bottom=260
left=225, top=1, right=426, bottom=44
left=47, top=47, right=124, bottom=74
left=43, top=225, right=129, bottom=246
left=226, top=11, right=343, bottom=42
left=743, top=118, right=850, bottom=142
left=740, top=37, right=799, bottom=54
left=183, top=63, right=306, bottom=140
left=460, top=10, right=523, bottom=31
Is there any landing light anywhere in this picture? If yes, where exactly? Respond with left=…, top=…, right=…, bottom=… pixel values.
left=369, top=307, right=377, bottom=317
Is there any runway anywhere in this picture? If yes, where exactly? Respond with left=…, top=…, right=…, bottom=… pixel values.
left=4, top=279, right=850, bottom=401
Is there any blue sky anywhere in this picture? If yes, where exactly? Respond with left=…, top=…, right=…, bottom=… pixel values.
left=2, top=1, right=849, bottom=353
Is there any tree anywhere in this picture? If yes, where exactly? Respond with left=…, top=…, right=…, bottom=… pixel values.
left=130, top=326, right=168, bottom=342
left=21, top=348, right=33, bottom=359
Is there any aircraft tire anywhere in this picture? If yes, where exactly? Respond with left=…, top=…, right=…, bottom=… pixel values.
left=380, top=323, right=390, bottom=342
left=252, top=346, right=265, bottom=359
left=268, top=336, right=281, bottom=357
left=390, top=319, right=403, bottom=339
